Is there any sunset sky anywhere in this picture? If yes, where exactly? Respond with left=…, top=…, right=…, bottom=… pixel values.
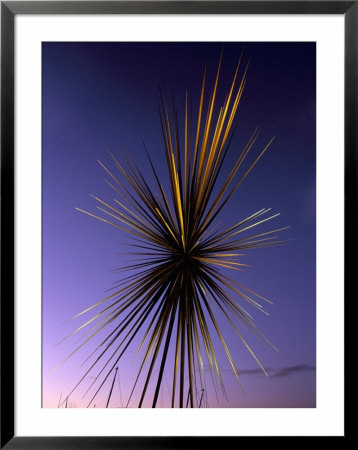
left=42, top=42, right=316, bottom=408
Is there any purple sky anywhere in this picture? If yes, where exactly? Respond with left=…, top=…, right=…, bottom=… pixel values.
left=42, top=42, right=316, bottom=408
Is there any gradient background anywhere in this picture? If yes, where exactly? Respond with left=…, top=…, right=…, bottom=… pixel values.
left=42, top=42, right=316, bottom=408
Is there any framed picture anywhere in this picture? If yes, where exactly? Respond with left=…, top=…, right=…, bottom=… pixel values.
left=1, top=1, right=352, bottom=447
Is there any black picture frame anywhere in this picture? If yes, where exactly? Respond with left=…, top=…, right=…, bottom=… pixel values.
left=0, top=1, right=353, bottom=447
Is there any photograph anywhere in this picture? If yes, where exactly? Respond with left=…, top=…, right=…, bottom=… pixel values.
left=41, top=41, right=316, bottom=409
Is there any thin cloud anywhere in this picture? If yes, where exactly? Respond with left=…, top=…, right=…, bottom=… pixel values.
left=270, top=364, right=316, bottom=378
left=203, top=364, right=316, bottom=378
